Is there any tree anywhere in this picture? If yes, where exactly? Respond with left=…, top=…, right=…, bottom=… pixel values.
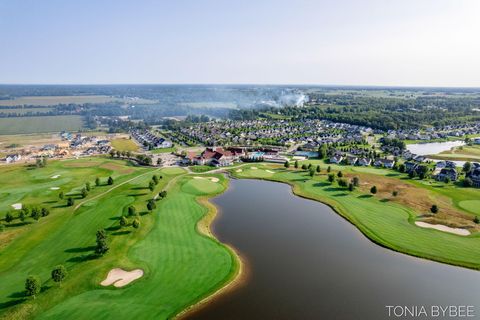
left=337, top=171, right=343, bottom=178
left=35, top=158, right=42, bottom=168
left=444, top=176, right=451, bottom=184
left=128, top=206, right=136, bottom=217
left=107, top=177, right=114, bottom=185
left=148, top=180, right=155, bottom=192
left=42, top=157, right=48, bottom=167
left=152, top=175, right=159, bottom=185
left=398, top=163, right=405, bottom=173
left=430, top=204, right=439, bottom=214
left=25, top=275, right=41, bottom=299
left=348, top=183, right=354, bottom=191
left=95, top=177, right=101, bottom=186
left=95, top=229, right=109, bottom=255
left=19, top=210, right=26, bottom=222
left=5, top=212, right=14, bottom=224
left=51, top=265, right=67, bottom=287
left=294, top=160, right=299, bottom=169
left=318, top=144, right=327, bottom=159
left=284, top=161, right=290, bottom=168
left=85, top=182, right=91, bottom=191
left=109, top=150, right=116, bottom=158
left=316, top=165, right=321, bottom=173
left=327, top=166, right=331, bottom=173
left=392, top=190, right=398, bottom=197
left=119, top=216, right=128, bottom=228
left=328, top=173, right=335, bottom=183
left=158, top=190, right=167, bottom=198
left=370, top=186, right=377, bottom=194
left=408, top=170, right=417, bottom=179
left=463, top=177, right=473, bottom=187
left=31, top=208, right=41, bottom=221
left=474, top=216, right=480, bottom=224
left=41, top=208, right=50, bottom=217
left=352, top=176, right=360, bottom=187
left=309, top=167, right=315, bottom=177
left=463, top=161, right=472, bottom=173
left=67, top=197, right=74, bottom=207
left=59, top=191, right=64, bottom=200
left=81, top=188, right=88, bottom=199
left=147, top=199, right=156, bottom=211
left=338, top=178, right=348, bottom=187
left=301, top=164, right=307, bottom=170
left=132, top=219, right=140, bottom=229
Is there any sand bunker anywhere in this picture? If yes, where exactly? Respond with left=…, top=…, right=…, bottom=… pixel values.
left=101, top=268, right=144, bottom=288
left=250, top=167, right=258, bottom=170
left=236, top=169, right=243, bottom=172
left=11, top=203, right=22, bottom=210
left=193, top=176, right=219, bottom=183
left=51, top=175, right=61, bottom=179
left=50, top=187, right=60, bottom=190
left=265, top=170, right=275, bottom=173
left=415, top=221, right=470, bottom=236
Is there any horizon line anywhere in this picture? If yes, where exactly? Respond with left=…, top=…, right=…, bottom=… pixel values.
left=1, top=83, right=480, bottom=89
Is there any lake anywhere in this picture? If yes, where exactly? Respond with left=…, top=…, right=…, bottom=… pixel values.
left=189, top=179, right=480, bottom=319
left=406, top=140, right=465, bottom=156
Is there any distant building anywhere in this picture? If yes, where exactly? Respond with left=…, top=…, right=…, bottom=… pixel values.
left=329, top=155, right=343, bottom=164
left=5, top=154, right=22, bottom=164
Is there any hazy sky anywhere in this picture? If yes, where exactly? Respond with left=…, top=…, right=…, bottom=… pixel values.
left=1, top=0, right=479, bottom=86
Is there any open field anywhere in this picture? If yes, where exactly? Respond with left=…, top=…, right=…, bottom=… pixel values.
left=232, top=163, right=480, bottom=269
left=0, top=107, right=54, bottom=115
left=110, top=138, right=139, bottom=152
left=0, top=96, right=157, bottom=107
left=150, top=147, right=176, bottom=154
left=0, top=158, right=237, bottom=319
left=0, top=116, right=85, bottom=135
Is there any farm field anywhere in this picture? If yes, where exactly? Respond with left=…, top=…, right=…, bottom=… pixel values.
left=0, top=158, right=237, bottom=320
left=110, top=138, right=139, bottom=152
left=232, top=163, right=480, bottom=269
left=0, top=95, right=158, bottom=107
left=0, top=116, right=85, bottom=135
left=0, top=107, right=53, bottom=115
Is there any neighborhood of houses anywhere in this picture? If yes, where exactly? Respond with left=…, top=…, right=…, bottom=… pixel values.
left=1, top=131, right=113, bottom=165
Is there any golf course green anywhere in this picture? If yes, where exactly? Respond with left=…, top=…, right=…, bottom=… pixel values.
left=0, top=158, right=238, bottom=320
left=2, top=157, right=480, bottom=320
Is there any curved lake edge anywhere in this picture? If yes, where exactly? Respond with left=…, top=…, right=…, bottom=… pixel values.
left=230, top=172, right=480, bottom=271
left=177, top=170, right=480, bottom=318
left=174, top=177, right=246, bottom=320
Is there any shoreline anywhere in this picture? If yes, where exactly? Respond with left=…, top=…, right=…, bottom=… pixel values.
left=231, top=168, right=480, bottom=271
left=174, top=178, right=247, bottom=319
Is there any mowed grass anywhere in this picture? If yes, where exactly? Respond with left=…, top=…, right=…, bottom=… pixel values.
left=0, top=159, right=237, bottom=320
left=233, top=165, right=480, bottom=270
left=430, top=144, right=480, bottom=162
left=110, top=138, right=139, bottom=152
left=0, top=116, right=85, bottom=135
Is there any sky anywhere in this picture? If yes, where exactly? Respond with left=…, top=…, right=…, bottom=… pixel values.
left=0, top=0, right=479, bottom=86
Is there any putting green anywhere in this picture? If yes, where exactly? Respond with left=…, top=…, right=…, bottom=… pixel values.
left=182, top=177, right=223, bottom=195
left=459, top=200, right=480, bottom=214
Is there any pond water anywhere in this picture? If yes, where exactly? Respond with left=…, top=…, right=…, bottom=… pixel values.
left=406, top=140, right=465, bottom=156
left=189, top=179, right=480, bottom=320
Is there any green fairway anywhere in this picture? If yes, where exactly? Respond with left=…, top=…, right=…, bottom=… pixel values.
left=232, top=165, right=480, bottom=270
left=0, top=159, right=237, bottom=320
left=459, top=200, right=480, bottom=215
left=0, top=116, right=85, bottom=135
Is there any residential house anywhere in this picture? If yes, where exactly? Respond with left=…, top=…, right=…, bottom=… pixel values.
left=357, top=158, right=372, bottom=166
left=436, top=168, right=458, bottom=182
left=329, top=155, right=343, bottom=164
